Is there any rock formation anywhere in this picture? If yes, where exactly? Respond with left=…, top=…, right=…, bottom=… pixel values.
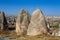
left=27, top=8, right=48, bottom=36
left=52, top=24, right=60, bottom=36
left=6, top=16, right=16, bottom=30
left=0, top=11, right=8, bottom=30
left=16, top=9, right=30, bottom=36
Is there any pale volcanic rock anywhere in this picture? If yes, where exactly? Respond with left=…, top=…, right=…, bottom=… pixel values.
left=16, top=9, right=31, bottom=36
left=27, top=8, right=48, bottom=36
left=0, top=11, right=8, bottom=30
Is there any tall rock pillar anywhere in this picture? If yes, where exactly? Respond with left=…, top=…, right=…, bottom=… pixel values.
left=0, top=11, right=8, bottom=30
left=16, top=9, right=30, bottom=36
left=27, top=8, right=48, bottom=36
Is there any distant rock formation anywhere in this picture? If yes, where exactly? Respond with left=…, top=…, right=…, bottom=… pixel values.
left=0, top=11, right=8, bottom=30
left=6, top=16, right=16, bottom=30
left=16, top=9, right=31, bottom=36
left=52, top=24, right=60, bottom=36
left=27, top=8, right=48, bottom=36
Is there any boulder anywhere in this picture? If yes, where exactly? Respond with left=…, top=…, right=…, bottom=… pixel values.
left=27, top=8, right=48, bottom=36
left=16, top=9, right=31, bottom=36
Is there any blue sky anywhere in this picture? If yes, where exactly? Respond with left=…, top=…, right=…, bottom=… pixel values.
left=0, top=0, right=60, bottom=16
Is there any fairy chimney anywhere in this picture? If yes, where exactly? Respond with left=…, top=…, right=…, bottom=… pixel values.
left=27, top=8, right=48, bottom=36
left=16, top=9, right=31, bottom=36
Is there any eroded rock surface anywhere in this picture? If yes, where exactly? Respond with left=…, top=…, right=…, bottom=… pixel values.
left=0, top=12, right=8, bottom=30
left=16, top=9, right=31, bottom=36
left=27, top=9, right=48, bottom=36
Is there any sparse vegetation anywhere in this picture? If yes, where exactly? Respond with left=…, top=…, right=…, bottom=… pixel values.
left=0, top=31, right=60, bottom=40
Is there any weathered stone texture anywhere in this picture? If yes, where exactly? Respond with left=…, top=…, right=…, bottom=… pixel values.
left=27, top=9, right=48, bottom=36
left=16, top=9, right=30, bottom=35
left=0, top=11, right=8, bottom=30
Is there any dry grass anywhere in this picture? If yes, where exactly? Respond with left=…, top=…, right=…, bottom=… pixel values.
left=0, top=30, right=60, bottom=40
left=16, top=36, right=60, bottom=40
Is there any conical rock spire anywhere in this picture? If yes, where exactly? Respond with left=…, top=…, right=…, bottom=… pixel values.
left=27, top=8, right=48, bottom=36
left=16, top=9, right=31, bottom=36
